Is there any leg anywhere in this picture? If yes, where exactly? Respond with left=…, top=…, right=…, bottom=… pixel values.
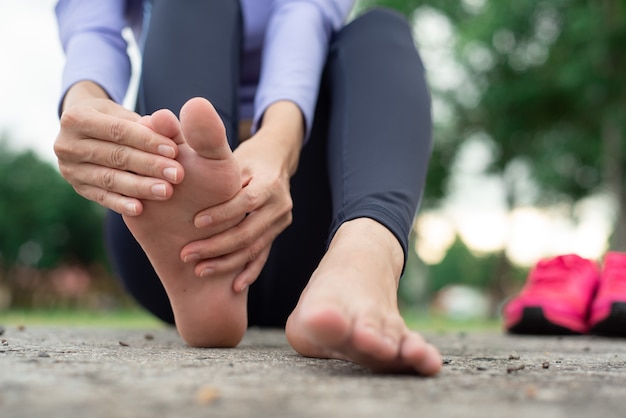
left=105, top=210, right=175, bottom=325
left=138, top=0, right=241, bottom=146
left=246, top=101, right=333, bottom=327
left=285, top=9, right=441, bottom=374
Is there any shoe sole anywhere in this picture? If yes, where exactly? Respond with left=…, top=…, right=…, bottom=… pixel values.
left=590, top=302, right=626, bottom=337
left=507, top=307, right=582, bottom=335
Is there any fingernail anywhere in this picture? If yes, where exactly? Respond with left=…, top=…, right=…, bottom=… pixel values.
left=158, top=145, right=176, bottom=158
left=195, top=215, right=212, bottom=228
left=200, top=267, right=214, bottom=277
left=125, top=202, right=138, bottom=215
left=151, top=183, right=167, bottom=197
left=183, top=253, right=199, bottom=263
left=163, top=167, right=178, bottom=182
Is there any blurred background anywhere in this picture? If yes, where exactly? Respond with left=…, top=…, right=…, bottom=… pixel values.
left=1, top=0, right=624, bottom=325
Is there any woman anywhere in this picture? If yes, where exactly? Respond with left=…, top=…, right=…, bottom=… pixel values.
left=54, top=0, right=441, bottom=375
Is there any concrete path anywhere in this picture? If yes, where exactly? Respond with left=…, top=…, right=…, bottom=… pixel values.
left=1, top=326, right=626, bottom=418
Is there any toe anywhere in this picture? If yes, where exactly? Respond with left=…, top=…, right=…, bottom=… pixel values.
left=381, top=315, right=407, bottom=349
left=180, top=97, right=231, bottom=160
left=400, top=333, right=442, bottom=376
left=352, top=313, right=399, bottom=361
left=418, top=344, right=443, bottom=376
left=150, top=109, right=185, bottom=145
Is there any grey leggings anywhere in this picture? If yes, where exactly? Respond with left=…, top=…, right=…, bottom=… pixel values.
left=105, top=0, right=432, bottom=327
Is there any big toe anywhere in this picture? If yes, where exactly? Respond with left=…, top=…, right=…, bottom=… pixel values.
left=180, top=97, right=232, bottom=160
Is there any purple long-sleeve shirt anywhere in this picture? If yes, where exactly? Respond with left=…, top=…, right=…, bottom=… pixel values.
left=55, top=0, right=354, bottom=140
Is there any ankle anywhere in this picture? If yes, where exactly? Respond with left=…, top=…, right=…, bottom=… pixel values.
left=332, top=218, right=405, bottom=280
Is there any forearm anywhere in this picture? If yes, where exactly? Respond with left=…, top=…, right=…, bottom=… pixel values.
left=253, top=0, right=354, bottom=142
left=253, top=100, right=304, bottom=177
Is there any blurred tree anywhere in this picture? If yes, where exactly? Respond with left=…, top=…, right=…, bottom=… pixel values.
left=447, top=0, right=625, bottom=247
left=364, top=0, right=626, bottom=249
left=428, top=237, right=498, bottom=292
left=0, top=139, right=107, bottom=270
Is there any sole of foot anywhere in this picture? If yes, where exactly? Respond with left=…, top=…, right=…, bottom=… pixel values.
left=123, top=97, right=247, bottom=347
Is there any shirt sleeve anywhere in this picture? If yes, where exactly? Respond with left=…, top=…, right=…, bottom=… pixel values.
left=55, top=0, right=134, bottom=108
left=253, top=0, right=355, bottom=143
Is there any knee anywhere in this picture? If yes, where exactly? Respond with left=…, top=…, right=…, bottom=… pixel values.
left=331, top=7, right=420, bottom=62
left=354, top=7, right=411, bottom=31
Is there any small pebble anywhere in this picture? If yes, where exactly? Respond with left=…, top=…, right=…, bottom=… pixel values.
left=17, top=325, right=25, bottom=331
left=542, top=361, right=550, bottom=369
left=38, top=352, right=50, bottom=358
left=1, top=339, right=8, bottom=346
left=509, top=353, right=521, bottom=360
left=0, top=326, right=5, bottom=336
left=195, top=386, right=220, bottom=405
left=506, top=364, right=525, bottom=373
left=119, top=341, right=129, bottom=347
left=144, top=333, right=154, bottom=341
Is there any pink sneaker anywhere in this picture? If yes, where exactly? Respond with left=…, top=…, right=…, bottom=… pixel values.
left=503, top=254, right=600, bottom=334
left=589, top=252, right=626, bottom=337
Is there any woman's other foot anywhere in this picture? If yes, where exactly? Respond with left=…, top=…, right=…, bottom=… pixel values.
left=286, top=218, right=442, bottom=375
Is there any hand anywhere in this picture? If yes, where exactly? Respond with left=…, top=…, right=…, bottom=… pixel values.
left=54, top=81, right=184, bottom=216
left=179, top=101, right=304, bottom=292
left=180, top=132, right=294, bottom=292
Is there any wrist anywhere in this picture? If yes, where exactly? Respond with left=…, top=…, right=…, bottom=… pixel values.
left=256, top=100, right=305, bottom=177
left=62, top=81, right=110, bottom=113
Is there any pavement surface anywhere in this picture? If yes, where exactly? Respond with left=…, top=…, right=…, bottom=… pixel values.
left=1, top=325, right=626, bottom=418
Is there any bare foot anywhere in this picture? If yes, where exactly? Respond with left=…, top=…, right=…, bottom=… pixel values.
left=285, top=218, right=442, bottom=375
left=123, top=98, right=247, bottom=347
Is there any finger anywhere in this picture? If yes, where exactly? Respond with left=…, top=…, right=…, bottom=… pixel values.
left=73, top=183, right=144, bottom=216
left=57, top=138, right=184, bottom=185
left=177, top=214, right=245, bottom=264
left=182, top=208, right=288, bottom=260
left=190, top=224, right=277, bottom=278
left=59, top=106, right=179, bottom=159
left=193, top=197, right=248, bottom=229
left=194, top=184, right=271, bottom=229
left=232, top=246, right=271, bottom=293
left=73, top=163, right=176, bottom=201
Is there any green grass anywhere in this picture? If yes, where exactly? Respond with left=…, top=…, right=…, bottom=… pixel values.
left=403, top=311, right=502, bottom=333
left=0, top=308, right=164, bottom=329
left=1, top=308, right=501, bottom=332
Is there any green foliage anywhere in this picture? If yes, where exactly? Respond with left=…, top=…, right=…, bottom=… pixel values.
left=452, top=0, right=625, bottom=205
left=427, top=237, right=499, bottom=293
left=0, top=140, right=106, bottom=270
left=366, top=0, right=626, bottom=207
